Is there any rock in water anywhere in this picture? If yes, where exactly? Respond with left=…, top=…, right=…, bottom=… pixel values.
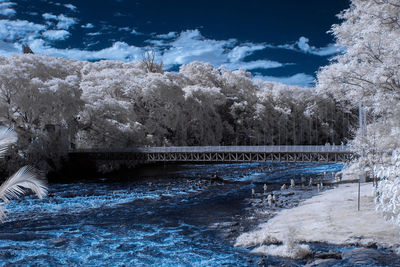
left=341, top=248, right=395, bottom=266
left=304, top=258, right=338, bottom=267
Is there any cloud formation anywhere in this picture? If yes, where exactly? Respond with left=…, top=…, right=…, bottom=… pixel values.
left=81, top=23, right=94, bottom=29
left=42, top=13, right=77, bottom=30
left=0, top=1, right=16, bottom=16
left=156, top=32, right=177, bottom=39
left=158, top=30, right=289, bottom=72
left=0, top=19, right=45, bottom=42
left=29, top=39, right=142, bottom=61
left=42, top=29, right=70, bottom=40
left=225, top=60, right=284, bottom=71
left=296, top=36, right=342, bottom=56
left=64, top=4, right=77, bottom=11
left=160, top=30, right=236, bottom=66
left=277, top=36, right=343, bottom=57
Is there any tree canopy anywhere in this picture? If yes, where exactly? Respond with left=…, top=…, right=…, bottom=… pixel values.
left=0, top=54, right=350, bottom=173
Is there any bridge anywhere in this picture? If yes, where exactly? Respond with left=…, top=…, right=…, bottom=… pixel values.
left=69, top=145, right=354, bottom=163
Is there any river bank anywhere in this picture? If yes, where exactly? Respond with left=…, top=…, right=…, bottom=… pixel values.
left=235, top=181, right=400, bottom=265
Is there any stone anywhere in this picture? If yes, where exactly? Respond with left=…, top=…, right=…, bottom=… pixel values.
left=304, top=258, right=338, bottom=267
left=314, top=251, right=342, bottom=259
left=51, top=238, right=68, bottom=246
left=280, top=191, right=294, bottom=197
left=341, top=247, right=387, bottom=266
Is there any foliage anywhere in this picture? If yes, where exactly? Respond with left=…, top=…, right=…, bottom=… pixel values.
left=0, top=54, right=351, bottom=173
left=316, top=0, right=400, bottom=225
left=0, top=54, right=83, bottom=173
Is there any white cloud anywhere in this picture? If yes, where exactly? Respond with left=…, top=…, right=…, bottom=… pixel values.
left=81, top=23, right=94, bottom=29
left=296, top=36, right=342, bottom=56
left=146, top=39, right=170, bottom=47
left=225, top=60, right=284, bottom=70
left=156, top=32, right=177, bottom=39
left=118, top=26, right=131, bottom=31
left=254, top=73, right=315, bottom=87
left=29, top=39, right=143, bottom=62
left=86, top=41, right=99, bottom=47
left=159, top=30, right=286, bottom=72
left=64, top=4, right=77, bottom=11
left=0, top=2, right=16, bottom=16
left=0, top=19, right=45, bottom=42
left=227, top=44, right=265, bottom=62
left=87, top=32, right=101, bottom=36
left=42, top=29, right=70, bottom=40
left=42, top=13, right=77, bottom=30
left=131, top=29, right=141, bottom=35
left=296, top=36, right=311, bottom=52
left=161, top=29, right=236, bottom=66
left=0, top=39, right=19, bottom=56
left=277, top=36, right=344, bottom=57
left=118, top=27, right=141, bottom=35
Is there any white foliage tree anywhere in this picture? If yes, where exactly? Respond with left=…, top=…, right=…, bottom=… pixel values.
left=182, top=85, right=225, bottom=145
left=316, top=0, right=400, bottom=225
left=77, top=60, right=146, bottom=148
left=0, top=54, right=348, bottom=172
left=0, top=54, right=83, bottom=172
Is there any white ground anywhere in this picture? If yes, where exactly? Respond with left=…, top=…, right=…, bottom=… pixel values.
left=235, top=182, right=400, bottom=257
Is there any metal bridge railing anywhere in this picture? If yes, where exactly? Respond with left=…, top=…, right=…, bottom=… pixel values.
left=71, top=145, right=352, bottom=154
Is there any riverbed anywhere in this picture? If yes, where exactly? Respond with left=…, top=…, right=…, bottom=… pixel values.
left=0, top=161, right=370, bottom=266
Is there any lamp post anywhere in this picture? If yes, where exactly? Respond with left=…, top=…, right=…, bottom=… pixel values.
left=358, top=102, right=367, bottom=211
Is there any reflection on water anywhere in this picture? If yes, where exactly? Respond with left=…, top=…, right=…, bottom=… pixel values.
left=0, top=162, right=342, bottom=266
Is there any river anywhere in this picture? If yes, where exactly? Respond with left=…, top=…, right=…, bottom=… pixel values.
left=0, top=161, right=389, bottom=266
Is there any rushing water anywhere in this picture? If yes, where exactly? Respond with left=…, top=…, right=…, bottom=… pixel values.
left=0, top=162, right=350, bottom=266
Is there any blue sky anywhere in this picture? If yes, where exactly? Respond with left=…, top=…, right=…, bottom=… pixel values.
left=0, top=0, right=349, bottom=86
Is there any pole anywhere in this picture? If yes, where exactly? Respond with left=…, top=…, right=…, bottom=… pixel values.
left=358, top=102, right=366, bottom=211
left=358, top=176, right=361, bottom=211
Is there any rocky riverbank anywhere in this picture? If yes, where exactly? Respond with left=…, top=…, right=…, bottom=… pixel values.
left=233, top=181, right=400, bottom=266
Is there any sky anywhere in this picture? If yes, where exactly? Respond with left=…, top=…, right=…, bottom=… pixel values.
left=0, top=0, right=350, bottom=87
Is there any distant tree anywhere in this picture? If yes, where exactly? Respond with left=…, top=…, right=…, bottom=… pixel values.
left=22, top=45, right=34, bottom=54
left=141, top=48, right=164, bottom=74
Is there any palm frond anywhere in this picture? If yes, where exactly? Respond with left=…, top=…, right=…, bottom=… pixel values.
left=0, top=127, right=18, bottom=158
left=0, top=166, right=47, bottom=204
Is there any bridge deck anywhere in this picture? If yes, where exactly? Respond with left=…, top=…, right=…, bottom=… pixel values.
left=73, top=145, right=350, bottom=153
left=70, top=145, right=353, bottom=163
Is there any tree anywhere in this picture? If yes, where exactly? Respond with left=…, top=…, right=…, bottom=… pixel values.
left=316, top=0, right=400, bottom=225
left=0, top=54, right=83, bottom=172
left=141, top=48, right=164, bottom=74
left=77, top=60, right=146, bottom=148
